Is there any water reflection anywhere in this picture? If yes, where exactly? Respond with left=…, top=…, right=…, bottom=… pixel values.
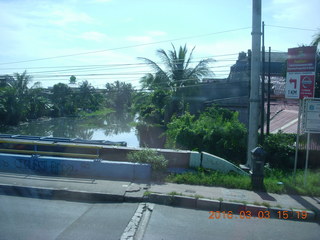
left=0, top=112, right=139, bottom=147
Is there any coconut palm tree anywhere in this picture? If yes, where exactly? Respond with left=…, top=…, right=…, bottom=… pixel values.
left=12, top=70, right=32, bottom=96
left=311, top=32, right=320, bottom=47
left=138, top=44, right=214, bottom=91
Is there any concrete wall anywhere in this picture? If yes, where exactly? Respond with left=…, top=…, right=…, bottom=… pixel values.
left=99, top=146, right=194, bottom=168
left=0, top=153, right=151, bottom=181
left=201, top=152, right=248, bottom=175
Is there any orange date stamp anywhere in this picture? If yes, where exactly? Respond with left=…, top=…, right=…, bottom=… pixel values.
left=208, top=210, right=308, bottom=220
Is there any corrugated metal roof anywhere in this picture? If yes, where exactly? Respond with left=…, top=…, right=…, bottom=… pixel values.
left=264, top=100, right=299, bottom=134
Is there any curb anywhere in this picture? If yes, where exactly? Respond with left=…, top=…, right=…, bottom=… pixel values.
left=146, top=193, right=318, bottom=222
left=0, top=184, right=318, bottom=222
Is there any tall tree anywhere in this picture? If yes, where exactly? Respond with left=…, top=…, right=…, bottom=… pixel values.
left=136, top=44, right=214, bottom=123
left=138, top=44, right=214, bottom=91
left=311, top=31, right=320, bottom=47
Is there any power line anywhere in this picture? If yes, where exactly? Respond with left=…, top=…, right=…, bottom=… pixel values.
left=0, top=27, right=250, bottom=65
left=0, top=53, right=238, bottom=71
left=265, top=25, right=317, bottom=32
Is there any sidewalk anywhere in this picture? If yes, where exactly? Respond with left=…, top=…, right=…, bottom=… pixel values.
left=0, top=172, right=319, bottom=222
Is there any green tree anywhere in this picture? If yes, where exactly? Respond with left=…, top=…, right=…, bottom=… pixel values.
left=0, top=71, right=32, bottom=125
left=311, top=31, right=320, bottom=46
left=136, top=44, right=214, bottom=124
left=69, top=75, right=76, bottom=84
left=139, top=44, right=213, bottom=91
left=51, top=83, right=77, bottom=117
left=27, top=85, right=50, bottom=119
left=105, top=81, right=134, bottom=112
left=165, top=106, right=247, bottom=164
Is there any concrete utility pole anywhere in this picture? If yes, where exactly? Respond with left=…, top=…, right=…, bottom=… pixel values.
left=246, top=0, right=262, bottom=169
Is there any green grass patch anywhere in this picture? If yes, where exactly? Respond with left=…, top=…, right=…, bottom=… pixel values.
left=166, top=169, right=252, bottom=190
left=166, top=168, right=320, bottom=196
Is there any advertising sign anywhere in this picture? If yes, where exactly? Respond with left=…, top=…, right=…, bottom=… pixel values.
left=285, top=46, right=317, bottom=99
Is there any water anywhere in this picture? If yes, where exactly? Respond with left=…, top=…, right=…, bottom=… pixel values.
left=0, top=112, right=141, bottom=147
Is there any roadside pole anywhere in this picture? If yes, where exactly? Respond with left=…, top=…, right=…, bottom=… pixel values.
left=293, top=100, right=301, bottom=183
left=246, top=0, right=262, bottom=169
left=266, top=46, right=271, bottom=135
left=260, top=21, right=265, bottom=144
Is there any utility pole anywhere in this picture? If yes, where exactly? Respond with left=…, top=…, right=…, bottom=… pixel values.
left=245, top=0, right=262, bottom=169
left=266, top=46, right=271, bottom=135
left=260, top=21, right=265, bottom=144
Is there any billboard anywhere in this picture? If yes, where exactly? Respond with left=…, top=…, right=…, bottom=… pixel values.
left=285, top=46, right=317, bottom=99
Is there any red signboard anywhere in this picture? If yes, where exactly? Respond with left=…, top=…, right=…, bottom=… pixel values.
left=299, top=75, right=315, bottom=99
left=287, top=46, right=317, bottom=72
left=285, top=46, right=317, bottom=99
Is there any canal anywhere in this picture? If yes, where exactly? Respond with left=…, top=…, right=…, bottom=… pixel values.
left=0, top=112, right=165, bottom=148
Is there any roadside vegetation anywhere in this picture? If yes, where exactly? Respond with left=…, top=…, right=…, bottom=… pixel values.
left=0, top=71, right=135, bottom=126
left=166, top=168, right=320, bottom=196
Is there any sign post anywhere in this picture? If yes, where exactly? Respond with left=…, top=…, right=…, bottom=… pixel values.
left=284, top=46, right=317, bottom=184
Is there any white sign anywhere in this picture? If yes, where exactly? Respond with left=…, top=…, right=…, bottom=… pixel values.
left=285, top=72, right=300, bottom=99
left=303, top=99, right=320, bottom=133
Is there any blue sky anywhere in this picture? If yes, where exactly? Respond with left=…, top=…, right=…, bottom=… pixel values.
left=0, top=0, right=319, bottom=88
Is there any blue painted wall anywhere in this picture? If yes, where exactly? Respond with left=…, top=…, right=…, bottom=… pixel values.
left=0, top=153, right=151, bottom=181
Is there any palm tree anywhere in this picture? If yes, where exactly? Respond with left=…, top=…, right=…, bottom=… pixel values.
left=12, top=70, right=32, bottom=96
left=138, top=44, right=214, bottom=91
left=311, top=32, right=320, bottom=47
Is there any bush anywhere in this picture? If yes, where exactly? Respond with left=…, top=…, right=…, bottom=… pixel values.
left=263, top=133, right=296, bottom=169
left=127, top=148, right=168, bottom=172
left=165, top=106, right=247, bottom=165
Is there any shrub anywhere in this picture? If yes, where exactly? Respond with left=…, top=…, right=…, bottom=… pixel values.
left=263, top=133, right=296, bottom=169
left=127, top=148, right=168, bottom=172
left=165, top=106, right=247, bottom=165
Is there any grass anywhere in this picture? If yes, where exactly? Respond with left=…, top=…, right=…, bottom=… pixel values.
left=166, top=168, right=320, bottom=197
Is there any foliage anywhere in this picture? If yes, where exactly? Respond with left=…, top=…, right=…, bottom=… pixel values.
left=105, top=81, right=135, bottom=113
left=165, top=106, right=248, bottom=164
left=166, top=168, right=251, bottom=190
left=127, top=148, right=168, bottom=172
left=263, top=133, right=296, bottom=169
left=0, top=71, right=32, bottom=125
left=69, top=75, right=76, bottom=84
left=139, top=44, right=214, bottom=91
left=50, top=83, right=77, bottom=117
left=167, top=167, right=320, bottom=196
left=135, top=44, right=214, bottom=124
left=77, top=80, right=102, bottom=112
left=0, top=71, right=106, bottom=125
left=133, top=89, right=172, bottom=125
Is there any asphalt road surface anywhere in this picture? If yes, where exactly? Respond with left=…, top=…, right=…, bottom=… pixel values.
left=0, top=195, right=319, bottom=240
left=143, top=205, right=320, bottom=240
left=0, top=195, right=138, bottom=240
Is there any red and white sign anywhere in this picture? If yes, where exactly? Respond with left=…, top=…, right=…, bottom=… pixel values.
left=285, top=46, right=317, bottom=99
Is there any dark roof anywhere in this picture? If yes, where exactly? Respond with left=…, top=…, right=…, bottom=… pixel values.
left=229, top=51, right=287, bottom=77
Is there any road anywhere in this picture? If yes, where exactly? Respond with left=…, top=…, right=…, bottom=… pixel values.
left=0, top=195, right=138, bottom=240
left=0, top=195, right=319, bottom=240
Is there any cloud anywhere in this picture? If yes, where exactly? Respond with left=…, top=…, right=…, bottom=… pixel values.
left=49, top=9, right=95, bottom=26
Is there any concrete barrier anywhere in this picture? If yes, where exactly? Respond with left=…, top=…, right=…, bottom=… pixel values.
left=189, top=152, right=201, bottom=168
left=201, top=152, right=248, bottom=175
left=0, top=153, right=151, bottom=181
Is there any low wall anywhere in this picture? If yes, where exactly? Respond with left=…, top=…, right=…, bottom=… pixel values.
left=0, top=153, right=151, bottom=181
left=99, top=146, right=195, bottom=168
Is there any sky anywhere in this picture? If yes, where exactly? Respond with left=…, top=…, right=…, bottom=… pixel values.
left=0, top=0, right=319, bottom=89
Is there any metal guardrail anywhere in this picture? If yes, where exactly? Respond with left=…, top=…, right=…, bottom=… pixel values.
left=0, top=134, right=127, bottom=147
left=0, top=138, right=102, bottom=159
